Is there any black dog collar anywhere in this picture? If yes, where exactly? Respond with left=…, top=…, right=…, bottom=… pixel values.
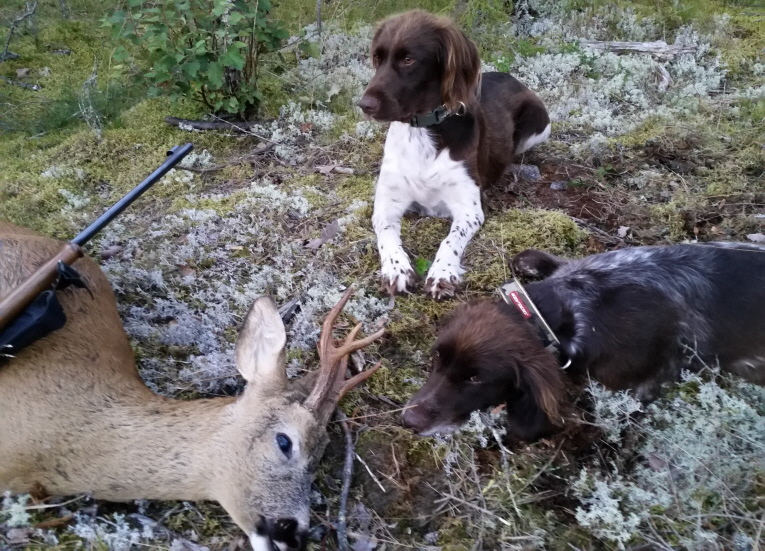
left=497, top=278, right=571, bottom=370
left=409, top=102, right=467, bottom=128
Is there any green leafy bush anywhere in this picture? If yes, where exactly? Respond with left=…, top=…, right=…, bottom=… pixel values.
left=104, top=0, right=291, bottom=118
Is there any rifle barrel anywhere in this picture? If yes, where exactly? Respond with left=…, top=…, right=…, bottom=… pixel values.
left=0, top=143, right=194, bottom=333
left=72, top=143, right=193, bottom=246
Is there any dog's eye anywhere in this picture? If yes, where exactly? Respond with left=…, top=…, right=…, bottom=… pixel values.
left=402, top=56, right=415, bottom=66
left=469, top=375, right=480, bottom=384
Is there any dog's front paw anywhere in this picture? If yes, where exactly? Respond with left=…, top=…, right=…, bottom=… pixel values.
left=380, top=251, right=416, bottom=295
left=424, top=263, right=461, bottom=300
left=511, top=249, right=564, bottom=280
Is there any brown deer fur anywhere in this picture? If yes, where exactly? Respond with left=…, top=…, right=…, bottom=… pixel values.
left=0, top=221, right=382, bottom=551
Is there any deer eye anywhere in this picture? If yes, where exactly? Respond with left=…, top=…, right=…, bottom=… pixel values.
left=276, top=433, right=292, bottom=458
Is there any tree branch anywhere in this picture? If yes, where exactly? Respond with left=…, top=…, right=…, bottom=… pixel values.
left=0, top=75, right=41, bottom=91
left=336, top=410, right=353, bottom=551
left=580, top=40, right=697, bottom=61
left=1, top=1, right=38, bottom=63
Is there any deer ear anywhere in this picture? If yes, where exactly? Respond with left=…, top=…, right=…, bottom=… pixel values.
left=235, top=296, right=287, bottom=388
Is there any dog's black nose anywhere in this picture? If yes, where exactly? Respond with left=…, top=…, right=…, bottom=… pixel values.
left=357, top=94, right=380, bottom=115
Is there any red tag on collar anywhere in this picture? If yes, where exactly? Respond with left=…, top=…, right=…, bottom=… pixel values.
left=509, top=291, right=532, bottom=319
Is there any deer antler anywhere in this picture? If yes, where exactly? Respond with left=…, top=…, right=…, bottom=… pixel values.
left=304, top=286, right=385, bottom=425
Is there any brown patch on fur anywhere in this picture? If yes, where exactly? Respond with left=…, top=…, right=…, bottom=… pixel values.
left=443, top=301, right=565, bottom=423
left=436, top=20, right=481, bottom=112
left=402, top=301, right=566, bottom=441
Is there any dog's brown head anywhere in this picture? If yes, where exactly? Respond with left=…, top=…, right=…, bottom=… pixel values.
left=402, top=301, right=566, bottom=442
left=357, top=10, right=481, bottom=122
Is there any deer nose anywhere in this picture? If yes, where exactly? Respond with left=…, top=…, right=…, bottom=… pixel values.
left=252, top=517, right=304, bottom=551
left=356, top=94, right=380, bottom=116
left=271, top=518, right=301, bottom=549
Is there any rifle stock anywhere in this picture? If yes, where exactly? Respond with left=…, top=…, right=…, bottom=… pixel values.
left=0, top=244, right=82, bottom=332
left=0, top=143, right=193, bottom=335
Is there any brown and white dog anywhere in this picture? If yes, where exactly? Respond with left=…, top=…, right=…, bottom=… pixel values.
left=401, top=243, right=765, bottom=442
left=358, top=10, right=550, bottom=299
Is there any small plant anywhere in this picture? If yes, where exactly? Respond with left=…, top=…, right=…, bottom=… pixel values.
left=104, top=0, right=293, bottom=118
left=414, top=257, right=433, bottom=277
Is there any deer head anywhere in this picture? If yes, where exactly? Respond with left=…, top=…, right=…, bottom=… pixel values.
left=217, top=287, right=384, bottom=550
left=0, top=221, right=384, bottom=551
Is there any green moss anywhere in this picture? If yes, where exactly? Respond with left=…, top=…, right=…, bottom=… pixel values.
left=465, top=209, right=585, bottom=290
left=362, top=365, right=420, bottom=404
left=612, top=117, right=668, bottom=148
left=649, top=203, right=687, bottom=240
left=335, top=174, right=375, bottom=202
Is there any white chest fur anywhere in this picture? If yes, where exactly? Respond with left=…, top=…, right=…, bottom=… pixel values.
left=378, top=122, right=474, bottom=217
left=372, top=122, right=484, bottom=299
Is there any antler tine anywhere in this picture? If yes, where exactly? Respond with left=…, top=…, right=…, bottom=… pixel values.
left=336, top=359, right=383, bottom=403
left=317, top=285, right=356, bottom=361
left=304, top=286, right=385, bottom=422
left=334, top=325, right=384, bottom=359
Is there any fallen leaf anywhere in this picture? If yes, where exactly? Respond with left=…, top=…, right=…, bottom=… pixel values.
left=305, top=219, right=340, bottom=249
left=315, top=163, right=339, bottom=175
left=6, top=527, right=32, bottom=544
left=16, top=67, right=31, bottom=79
left=299, top=122, right=313, bottom=133
left=617, top=226, right=630, bottom=238
left=334, top=166, right=354, bottom=174
left=647, top=452, right=668, bottom=471
left=491, top=403, right=506, bottom=415
left=178, top=264, right=196, bottom=277
left=99, top=244, right=123, bottom=260
left=36, top=514, right=74, bottom=529
left=746, top=233, right=765, bottom=243
left=226, top=244, right=244, bottom=251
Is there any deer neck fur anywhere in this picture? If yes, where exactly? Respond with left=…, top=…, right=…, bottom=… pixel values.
left=2, top=380, right=237, bottom=502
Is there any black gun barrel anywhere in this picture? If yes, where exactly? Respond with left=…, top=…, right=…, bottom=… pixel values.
left=72, top=143, right=193, bottom=246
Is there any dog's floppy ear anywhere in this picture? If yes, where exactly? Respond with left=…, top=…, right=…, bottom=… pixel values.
left=504, top=355, right=566, bottom=442
left=518, top=353, right=566, bottom=429
left=438, top=24, right=481, bottom=112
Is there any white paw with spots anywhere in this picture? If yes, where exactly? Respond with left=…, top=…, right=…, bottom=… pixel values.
left=425, top=259, right=463, bottom=299
left=380, top=246, right=415, bottom=294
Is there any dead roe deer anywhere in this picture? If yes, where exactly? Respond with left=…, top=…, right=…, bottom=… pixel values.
left=0, top=221, right=384, bottom=551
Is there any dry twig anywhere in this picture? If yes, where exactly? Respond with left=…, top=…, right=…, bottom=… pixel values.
left=0, top=75, right=40, bottom=91
left=336, top=410, right=353, bottom=551
left=165, top=116, right=264, bottom=132
left=581, top=40, right=697, bottom=60
left=1, top=1, right=38, bottom=62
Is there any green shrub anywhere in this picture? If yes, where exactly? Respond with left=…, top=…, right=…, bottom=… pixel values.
left=104, top=0, right=292, bottom=118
